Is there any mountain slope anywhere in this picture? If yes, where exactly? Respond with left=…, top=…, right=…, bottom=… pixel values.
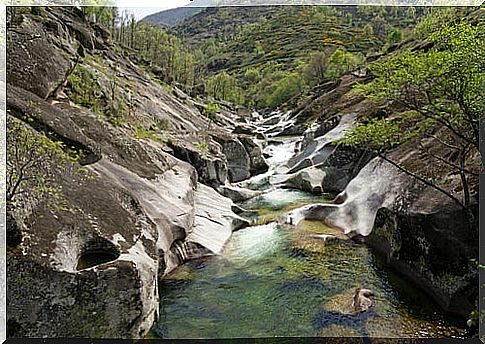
left=170, top=5, right=423, bottom=108
left=142, top=0, right=213, bottom=27
left=143, top=7, right=202, bottom=28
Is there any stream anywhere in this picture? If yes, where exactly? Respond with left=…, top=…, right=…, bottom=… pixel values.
left=151, top=130, right=468, bottom=339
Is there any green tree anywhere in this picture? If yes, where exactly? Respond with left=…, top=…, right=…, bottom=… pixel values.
left=325, top=49, right=363, bottom=80
left=363, top=23, right=374, bottom=37
left=303, top=51, right=329, bottom=86
left=386, top=28, right=403, bottom=44
left=6, top=116, right=73, bottom=208
left=263, top=72, right=307, bottom=108
left=81, top=2, right=116, bottom=27
left=205, top=71, right=243, bottom=103
left=339, top=20, right=483, bottom=223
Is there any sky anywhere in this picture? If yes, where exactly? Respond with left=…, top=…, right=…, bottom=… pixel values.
left=117, top=0, right=192, bottom=20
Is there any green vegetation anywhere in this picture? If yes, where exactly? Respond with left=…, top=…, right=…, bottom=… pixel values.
left=203, top=101, right=219, bottom=118
left=134, top=125, right=156, bottom=140
left=6, top=116, right=74, bottom=209
left=67, top=64, right=101, bottom=109
left=173, top=5, right=422, bottom=108
left=133, top=119, right=169, bottom=142
left=81, top=4, right=117, bottom=30
left=339, top=16, right=483, bottom=222
left=113, top=12, right=203, bottom=92
left=203, top=101, right=219, bottom=129
left=205, top=72, right=243, bottom=104
left=324, top=48, right=364, bottom=80
left=92, top=5, right=424, bottom=109
left=67, top=64, right=127, bottom=126
left=195, top=141, right=209, bottom=151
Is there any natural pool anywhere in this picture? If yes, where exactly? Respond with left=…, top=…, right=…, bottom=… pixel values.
left=151, top=188, right=468, bottom=339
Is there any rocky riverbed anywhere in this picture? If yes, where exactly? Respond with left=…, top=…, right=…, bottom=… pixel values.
left=6, top=6, right=478, bottom=339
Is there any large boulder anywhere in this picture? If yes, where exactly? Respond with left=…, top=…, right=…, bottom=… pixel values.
left=165, top=138, right=228, bottom=187
left=7, top=152, right=162, bottom=338
left=212, top=135, right=252, bottom=183
left=186, top=183, right=250, bottom=254
left=272, top=166, right=326, bottom=194
left=285, top=135, right=479, bottom=318
left=238, top=135, right=269, bottom=176
left=6, top=97, right=246, bottom=338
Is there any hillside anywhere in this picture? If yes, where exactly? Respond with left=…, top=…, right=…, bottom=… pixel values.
left=172, top=5, right=424, bottom=108
left=143, top=7, right=201, bottom=28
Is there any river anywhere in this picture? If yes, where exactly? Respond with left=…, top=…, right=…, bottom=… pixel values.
left=149, top=125, right=468, bottom=339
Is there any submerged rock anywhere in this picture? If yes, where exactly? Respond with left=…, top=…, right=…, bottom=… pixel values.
left=352, top=288, right=375, bottom=313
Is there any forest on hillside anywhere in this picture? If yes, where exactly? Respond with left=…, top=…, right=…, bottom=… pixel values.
left=77, top=5, right=426, bottom=105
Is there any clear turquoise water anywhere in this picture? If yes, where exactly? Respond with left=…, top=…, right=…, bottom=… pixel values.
left=152, top=189, right=468, bottom=339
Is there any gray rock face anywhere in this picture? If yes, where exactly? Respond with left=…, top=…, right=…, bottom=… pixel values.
left=7, top=151, right=162, bottom=338
left=186, top=183, right=250, bottom=254
left=7, top=14, right=72, bottom=100
left=214, top=136, right=251, bottom=183
left=286, top=153, right=478, bottom=317
left=166, top=139, right=228, bottom=187
left=6, top=7, right=248, bottom=338
left=166, top=133, right=268, bottom=186
left=6, top=109, right=244, bottom=338
left=287, top=113, right=357, bottom=174
left=286, top=157, right=423, bottom=236
left=238, top=136, right=269, bottom=176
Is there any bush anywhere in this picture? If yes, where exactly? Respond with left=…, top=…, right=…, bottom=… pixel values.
left=6, top=116, right=74, bottom=209
left=203, top=102, right=219, bottom=120
left=325, top=49, right=364, bottom=80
